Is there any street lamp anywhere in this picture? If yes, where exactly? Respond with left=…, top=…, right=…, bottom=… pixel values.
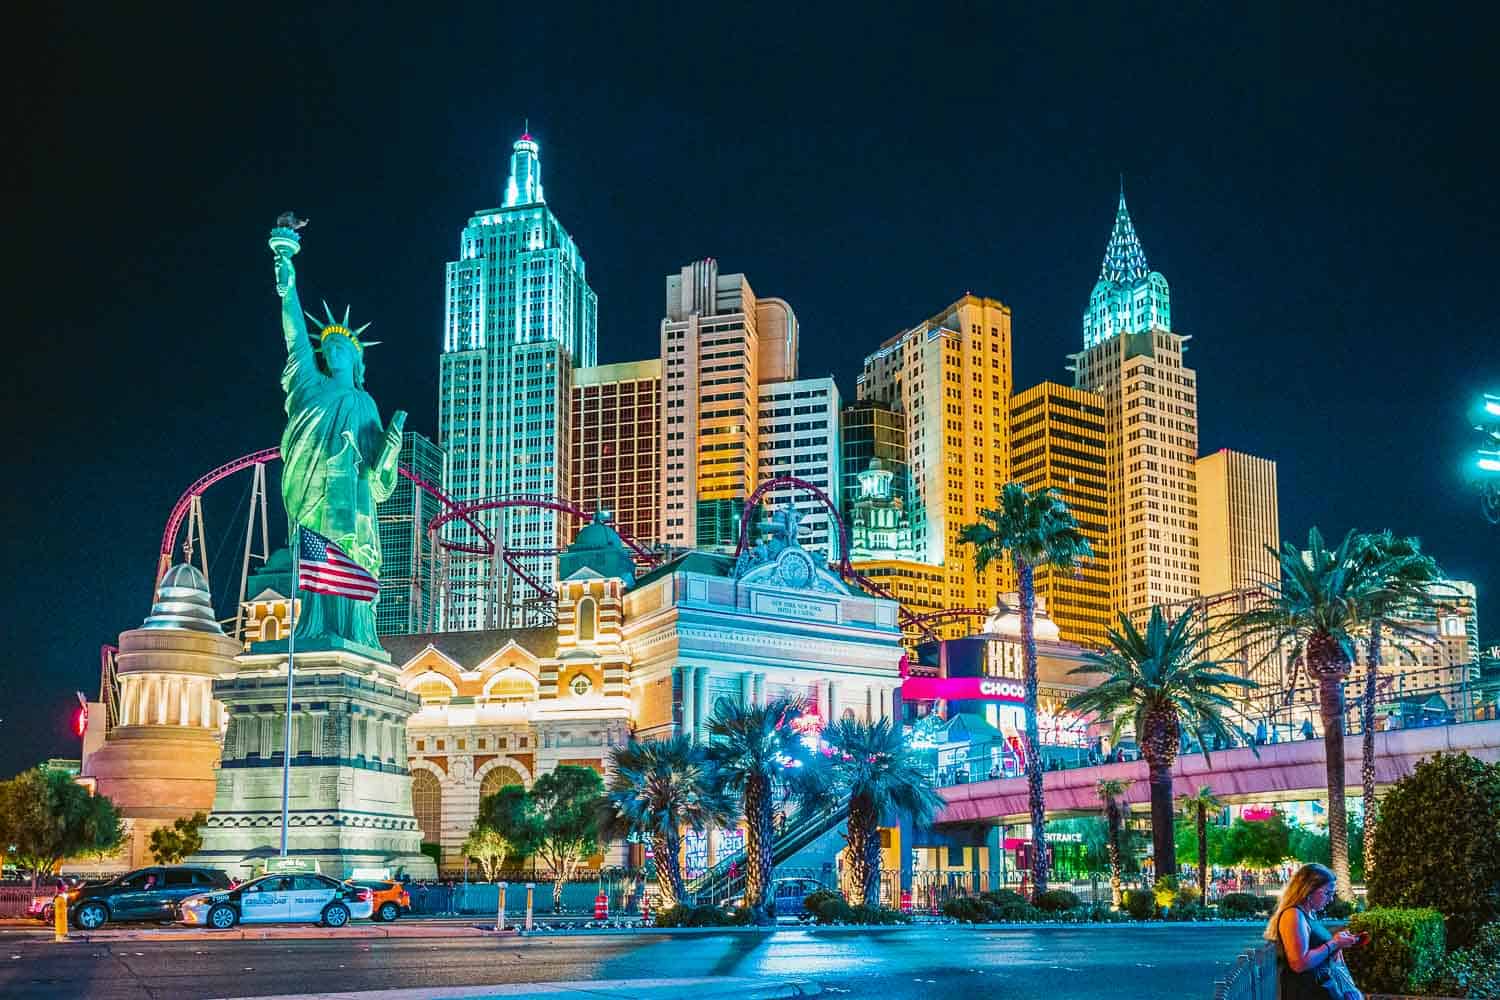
left=1474, top=393, right=1500, bottom=525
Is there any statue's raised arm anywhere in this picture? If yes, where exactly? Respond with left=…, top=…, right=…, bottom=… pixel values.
left=270, top=216, right=315, bottom=367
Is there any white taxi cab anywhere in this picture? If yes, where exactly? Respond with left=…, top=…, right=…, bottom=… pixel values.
left=178, top=873, right=374, bottom=929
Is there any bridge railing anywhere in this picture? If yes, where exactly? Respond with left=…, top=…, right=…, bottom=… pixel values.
left=927, top=677, right=1496, bottom=788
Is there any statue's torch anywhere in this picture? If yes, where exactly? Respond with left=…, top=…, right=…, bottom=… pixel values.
left=270, top=215, right=303, bottom=296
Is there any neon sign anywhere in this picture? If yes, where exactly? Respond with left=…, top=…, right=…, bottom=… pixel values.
left=900, top=676, right=1026, bottom=703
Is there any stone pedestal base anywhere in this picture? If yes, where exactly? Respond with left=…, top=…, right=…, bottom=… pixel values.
left=190, top=645, right=435, bottom=879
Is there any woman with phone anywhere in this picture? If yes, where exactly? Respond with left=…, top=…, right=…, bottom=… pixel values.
left=1265, top=863, right=1364, bottom=999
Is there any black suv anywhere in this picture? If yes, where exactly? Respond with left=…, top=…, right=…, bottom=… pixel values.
left=67, top=866, right=231, bottom=929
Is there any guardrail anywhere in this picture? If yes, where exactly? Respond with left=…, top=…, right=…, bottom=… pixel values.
left=1212, top=942, right=1277, bottom=1000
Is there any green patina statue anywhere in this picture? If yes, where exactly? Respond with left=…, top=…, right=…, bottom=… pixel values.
left=270, top=218, right=405, bottom=653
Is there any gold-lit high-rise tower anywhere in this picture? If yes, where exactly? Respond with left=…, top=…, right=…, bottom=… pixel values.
left=1009, top=382, right=1112, bottom=647
left=1070, top=190, right=1201, bottom=616
left=1196, top=449, right=1279, bottom=596
left=857, top=295, right=1014, bottom=628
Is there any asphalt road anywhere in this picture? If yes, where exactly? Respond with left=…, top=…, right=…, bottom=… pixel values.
left=0, top=924, right=1266, bottom=999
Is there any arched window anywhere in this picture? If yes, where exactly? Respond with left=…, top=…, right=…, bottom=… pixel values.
left=413, top=673, right=455, bottom=704
left=576, top=598, right=597, bottom=642
left=261, top=617, right=280, bottom=642
left=411, top=770, right=442, bottom=845
left=486, top=670, right=537, bottom=704
left=480, top=766, right=524, bottom=801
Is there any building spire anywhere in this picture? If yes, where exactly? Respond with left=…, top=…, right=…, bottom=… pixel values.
left=1098, top=182, right=1150, bottom=283
left=503, top=125, right=544, bottom=207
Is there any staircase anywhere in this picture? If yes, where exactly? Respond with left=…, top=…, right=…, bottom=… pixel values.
left=686, top=794, right=850, bottom=905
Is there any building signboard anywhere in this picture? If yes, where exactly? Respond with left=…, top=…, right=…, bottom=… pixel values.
left=751, top=592, right=840, bottom=624
left=899, top=675, right=1026, bottom=703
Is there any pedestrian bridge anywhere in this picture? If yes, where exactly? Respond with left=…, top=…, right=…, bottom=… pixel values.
left=935, top=717, right=1500, bottom=825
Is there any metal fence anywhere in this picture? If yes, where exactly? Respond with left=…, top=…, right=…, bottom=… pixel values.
left=0, top=886, right=45, bottom=919
left=1212, top=942, right=1277, bottom=1000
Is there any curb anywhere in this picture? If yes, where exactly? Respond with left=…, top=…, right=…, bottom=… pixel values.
left=60, top=924, right=517, bottom=942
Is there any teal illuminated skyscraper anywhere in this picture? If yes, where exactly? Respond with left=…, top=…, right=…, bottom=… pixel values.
left=439, top=130, right=598, bottom=629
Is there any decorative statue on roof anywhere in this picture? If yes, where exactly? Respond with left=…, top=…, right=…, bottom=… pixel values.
left=269, top=217, right=406, bottom=652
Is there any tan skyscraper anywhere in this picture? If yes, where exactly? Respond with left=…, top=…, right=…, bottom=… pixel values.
left=1071, top=191, right=1200, bottom=616
left=571, top=359, right=663, bottom=550
left=1009, top=382, right=1112, bottom=647
left=1196, top=449, right=1279, bottom=595
left=858, top=295, right=1014, bottom=624
left=661, top=259, right=797, bottom=551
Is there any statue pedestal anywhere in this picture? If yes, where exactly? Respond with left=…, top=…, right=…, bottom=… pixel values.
left=190, top=645, right=435, bottom=879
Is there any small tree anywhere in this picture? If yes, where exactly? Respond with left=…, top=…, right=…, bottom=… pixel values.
left=0, top=768, right=124, bottom=889
left=1224, top=811, right=1292, bottom=869
left=523, top=765, right=604, bottom=911
left=149, top=812, right=207, bottom=864
left=1096, top=779, right=1131, bottom=907
left=1368, top=753, right=1500, bottom=948
left=475, top=784, right=533, bottom=881
left=1178, top=787, right=1222, bottom=900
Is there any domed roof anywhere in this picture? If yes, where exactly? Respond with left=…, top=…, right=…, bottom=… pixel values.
left=560, top=511, right=635, bottom=586
left=142, top=563, right=226, bottom=634
left=866, top=457, right=885, bottom=471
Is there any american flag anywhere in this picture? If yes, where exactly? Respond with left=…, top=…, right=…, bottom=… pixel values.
left=297, top=527, right=379, bottom=601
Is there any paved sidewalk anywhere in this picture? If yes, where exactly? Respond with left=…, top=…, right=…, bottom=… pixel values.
left=224, top=978, right=821, bottom=999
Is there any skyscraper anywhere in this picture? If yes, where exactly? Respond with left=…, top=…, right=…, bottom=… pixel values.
left=439, top=130, right=597, bottom=629
left=840, top=400, right=909, bottom=522
left=756, top=376, right=841, bottom=559
left=660, top=259, right=798, bottom=551
left=1009, top=382, right=1112, bottom=648
left=1070, top=191, right=1200, bottom=616
left=857, top=295, right=1014, bottom=619
left=571, top=360, right=662, bottom=551
left=376, top=432, right=446, bottom=636
left=1196, top=449, right=1279, bottom=596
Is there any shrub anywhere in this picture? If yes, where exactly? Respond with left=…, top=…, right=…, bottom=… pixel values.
left=1322, top=898, right=1355, bottom=921
left=980, top=888, right=1029, bottom=909
left=1172, top=883, right=1202, bottom=910
left=942, top=897, right=997, bottom=923
left=653, top=904, right=735, bottom=928
left=1344, top=907, right=1446, bottom=996
left=1368, top=752, right=1500, bottom=948
left=1034, top=889, right=1082, bottom=912
left=1152, top=875, right=1180, bottom=910
left=1124, top=889, right=1158, bottom=920
left=803, top=888, right=843, bottom=917
left=806, top=892, right=856, bottom=925
left=847, top=904, right=911, bottom=925
left=998, top=902, right=1042, bottom=922
left=1165, top=903, right=1212, bottom=922
left=1428, top=922, right=1500, bottom=1000
left=1255, top=896, right=1278, bottom=915
left=1089, top=903, right=1127, bottom=923
left=1218, top=893, right=1260, bottom=918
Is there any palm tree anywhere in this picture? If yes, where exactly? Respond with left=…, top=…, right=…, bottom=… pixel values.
left=1096, top=778, right=1131, bottom=908
left=1067, top=608, right=1254, bottom=882
left=823, top=717, right=944, bottom=907
left=1178, top=785, right=1222, bottom=901
left=960, top=483, right=1092, bottom=899
left=601, top=736, right=733, bottom=908
left=1228, top=527, right=1397, bottom=899
left=1350, top=532, right=1441, bottom=876
left=706, top=696, right=816, bottom=921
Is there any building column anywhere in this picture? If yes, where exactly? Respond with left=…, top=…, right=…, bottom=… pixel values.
left=866, top=686, right=875, bottom=723
left=694, top=668, right=710, bottom=742
left=877, top=686, right=891, bottom=723
left=753, top=672, right=766, bottom=707
left=826, top=681, right=839, bottom=724
left=740, top=672, right=754, bottom=708
left=681, top=666, right=697, bottom=740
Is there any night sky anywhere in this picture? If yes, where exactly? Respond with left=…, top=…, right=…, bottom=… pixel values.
left=5, top=5, right=1496, bottom=775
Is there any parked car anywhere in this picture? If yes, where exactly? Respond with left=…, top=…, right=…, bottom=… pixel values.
left=771, top=877, right=828, bottom=920
left=347, top=878, right=409, bottom=922
left=66, top=867, right=232, bottom=930
left=178, top=873, right=374, bottom=929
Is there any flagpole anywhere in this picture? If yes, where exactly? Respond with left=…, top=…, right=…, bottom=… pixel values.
left=281, top=525, right=299, bottom=860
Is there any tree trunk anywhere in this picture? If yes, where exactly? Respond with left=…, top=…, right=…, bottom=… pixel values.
left=1141, top=703, right=1180, bottom=882
left=1105, top=799, right=1123, bottom=908
left=1308, top=634, right=1353, bottom=901
left=844, top=793, right=883, bottom=908
left=1197, top=804, right=1209, bottom=899
left=654, top=831, right=685, bottom=908
left=1361, top=623, right=1381, bottom=880
left=743, top=774, right=774, bottom=921
left=553, top=876, right=564, bottom=912
left=1015, top=559, right=1049, bottom=900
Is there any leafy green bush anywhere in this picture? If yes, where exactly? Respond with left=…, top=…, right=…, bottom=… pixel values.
left=1124, top=889, right=1158, bottom=920
left=1172, top=883, right=1202, bottom=909
left=1322, top=897, right=1355, bottom=920
left=1165, top=903, right=1212, bottom=922
left=980, top=888, right=1029, bottom=909
left=846, top=904, right=911, bottom=925
left=1034, top=889, right=1082, bottom=912
left=1218, top=892, right=1260, bottom=918
left=1368, top=752, right=1500, bottom=948
left=998, top=902, right=1043, bottom=922
left=941, top=897, right=996, bottom=923
left=805, top=890, right=855, bottom=925
left=1255, top=896, right=1277, bottom=915
left=1428, top=922, right=1500, bottom=999
left=1344, top=907, right=1446, bottom=996
left=653, top=904, right=738, bottom=927
left=1089, top=903, right=1127, bottom=922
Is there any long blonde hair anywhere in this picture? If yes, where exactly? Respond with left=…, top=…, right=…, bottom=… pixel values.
left=1263, top=863, right=1335, bottom=941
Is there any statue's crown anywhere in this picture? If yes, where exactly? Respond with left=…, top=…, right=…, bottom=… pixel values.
left=307, top=301, right=380, bottom=351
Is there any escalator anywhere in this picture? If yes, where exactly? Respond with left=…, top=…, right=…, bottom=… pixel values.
left=685, top=793, right=851, bottom=905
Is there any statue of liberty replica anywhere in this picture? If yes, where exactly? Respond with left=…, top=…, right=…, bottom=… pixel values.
left=271, top=214, right=405, bottom=655
left=189, top=217, right=434, bottom=880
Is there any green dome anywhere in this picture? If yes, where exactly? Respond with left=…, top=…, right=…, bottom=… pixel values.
left=560, top=511, right=635, bottom=585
